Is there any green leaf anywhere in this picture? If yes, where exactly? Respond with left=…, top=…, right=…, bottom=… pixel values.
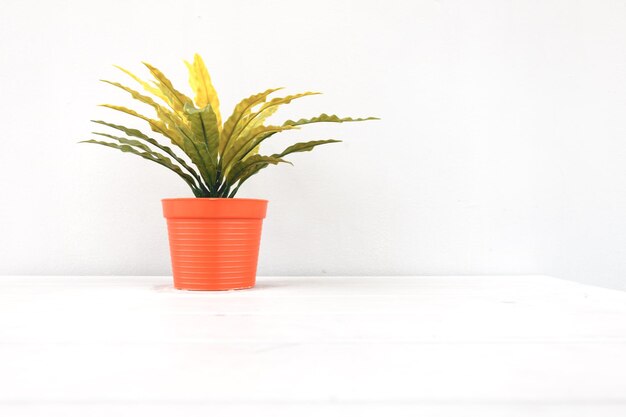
left=101, top=103, right=212, bottom=192
left=231, top=92, right=320, bottom=145
left=80, top=138, right=200, bottom=194
left=101, top=80, right=187, bottom=127
left=91, top=120, right=207, bottom=192
left=260, top=92, right=321, bottom=112
left=113, top=65, right=171, bottom=106
left=222, top=91, right=319, bottom=168
left=185, top=53, right=221, bottom=129
left=99, top=104, right=177, bottom=142
left=183, top=103, right=220, bottom=186
left=273, top=139, right=342, bottom=158
left=88, top=56, right=378, bottom=198
left=100, top=81, right=197, bottom=150
left=227, top=154, right=290, bottom=185
left=226, top=139, right=340, bottom=196
left=91, top=120, right=172, bottom=152
left=101, top=80, right=162, bottom=111
left=282, top=113, right=379, bottom=127
left=90, top=132, right=154, bottom=154
left=99, top=104, right=197, bottom=160
left=220, top=87, right=282, bottom=155
left=225, top=91, right=320, bottom=163
left=142, top=62, right=193, bottom=113
left=222, top=124, right=296, bottom=173
left=226, top=155, right=290, bottom=198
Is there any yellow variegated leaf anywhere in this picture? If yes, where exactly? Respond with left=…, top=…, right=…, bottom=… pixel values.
left=226, top=155, right=292, bottom=198
left=101, top=80, right=188, bottom=129
left=100, top=104, right=167, bottom=135
left=222, top=124, right=296, bottom=172
left=225, top=92, right=320, bottom=160
left=89, top=55, right=378, bottom=198
left=142, top=62, right=193, bottom=113
left=282, top=114, right=380, bottom=127
left=101, top=79, right=191, bottom=151
left=227, top=154, right=289, bottom=185
left=100, top=104, right=210, bottom=190
left=101, top=80, right=161, bottom=110
left=92, top=120, right=177, bottom=158
left=234, top=103, right=283, bottom=160
left=220, top=87, right=282, bottom=154
left=273, top=139, right=342, bottom=158
left=114, top=65, right=171, bottom=105
left=80, top=138, right=201, bottom=195
left=259, top=91, right=321, bottom=112
left=99, top=104, right=184, bottom=147
left=231, top=104, right=279, bottom=148
left=91, top=132, right=156, bottom=154
left=231, top=92, right=320, bottom=144
left=185, top=53, right=221, bottom=129
left=184, top=103, right=220, bottom=185
left=91, top=120, right=206, bottom=192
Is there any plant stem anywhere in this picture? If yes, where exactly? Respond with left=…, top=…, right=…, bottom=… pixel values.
left=228, top=183, right=242, bottom=198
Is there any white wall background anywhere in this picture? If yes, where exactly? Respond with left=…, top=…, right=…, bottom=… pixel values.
left=1, top=0, right=626, bottom=289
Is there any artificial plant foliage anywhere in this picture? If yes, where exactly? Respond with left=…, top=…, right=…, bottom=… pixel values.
left=82, top=54, right=377, bottom=198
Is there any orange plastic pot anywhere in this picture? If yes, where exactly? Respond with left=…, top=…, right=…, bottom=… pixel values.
left=162, top=198, right=268, bottom=291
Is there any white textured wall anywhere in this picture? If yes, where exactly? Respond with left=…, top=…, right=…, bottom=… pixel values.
left=1, top=0, right=626, bottom=289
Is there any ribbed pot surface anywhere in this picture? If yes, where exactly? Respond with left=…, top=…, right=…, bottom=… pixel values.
left=162, top=198, right=268, bottom=291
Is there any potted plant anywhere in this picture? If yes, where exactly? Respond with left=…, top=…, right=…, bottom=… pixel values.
left=82, top=54, right=377, bottom=290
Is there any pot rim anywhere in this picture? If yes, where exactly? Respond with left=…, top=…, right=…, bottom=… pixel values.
left=162, top=197, right=268, bottom=203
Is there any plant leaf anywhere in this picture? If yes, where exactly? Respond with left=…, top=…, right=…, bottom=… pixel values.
left=80, top=138, right=200, bottom=193
left=220, top=87, right=282, bottom=155
left=91, top=132, right=155, bottom=154
left=226, top=155, right=291, bottom=198
left=101, top=80, right=188, bottom=126
left=232, top=92, right=320, bottom=143
left=99, top=105, right=213, bottom=191
left=224, top=92, right=321, bottom=160
left=185, top=53, right=221, bottom=129
left=222, top=124, right=296, bottom=173
left=101, top=80, right=162, bottom=112
left=227, top=154, right=290, bottom=185
left=221, top=94, right=341, bottom=180
left=273, top=139, right=342, bottom=158
left=99, top=104, right=171, bottom=138
left=282, top=113, right=379, bottom=127
left=91, top=120, right=206, bottom=191
left=89, top=56, right=378, bottom=198
left=183, top=103, right=220, bottom=186
left=142, top=62, right=193, bottom=113
left=260, top=91, right=321, bottom=112
left=114, top=65, right=171, bottom=105
left=99, top=104, right=188, bottom=148
left=100, top=80, right=192, bottom=139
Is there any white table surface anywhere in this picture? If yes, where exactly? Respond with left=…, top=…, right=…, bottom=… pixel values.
left=1, top=275, right=626, bottom=417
